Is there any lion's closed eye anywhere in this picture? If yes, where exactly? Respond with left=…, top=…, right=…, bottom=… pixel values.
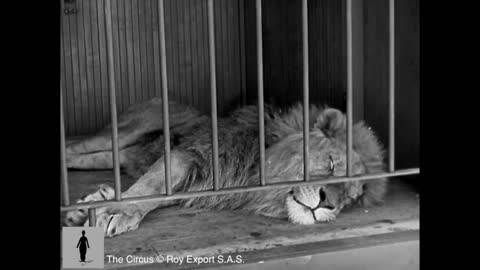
left=328, top=155, right=335, bottom=175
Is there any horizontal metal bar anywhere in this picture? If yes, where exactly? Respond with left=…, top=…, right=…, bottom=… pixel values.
left=256, top=0, right=266, bottom=186
left=105, top=0, right=122, bottom=200
left=158, top=0, right=172, bottom=195
left=61, top=168, right=420, bottom=212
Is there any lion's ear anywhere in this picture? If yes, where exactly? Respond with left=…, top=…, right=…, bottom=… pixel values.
left=313, top=108, right=346, bottom=137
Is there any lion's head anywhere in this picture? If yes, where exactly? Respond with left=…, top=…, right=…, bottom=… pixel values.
left=249, top=130, right=366, bottom=224
left=246, top=105, right=385, bottom=225
left=178, top=104, right=386, bottom=224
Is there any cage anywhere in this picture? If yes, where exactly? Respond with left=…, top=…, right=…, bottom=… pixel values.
left=60, top=0, right=420, bottom=269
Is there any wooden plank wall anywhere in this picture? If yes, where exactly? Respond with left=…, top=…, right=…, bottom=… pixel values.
left=61, top=0, right=246, bottom=136
left=243, top=0, right=352, bottom=113
left=364, top=0, right=419, bottom=170
left=61, top=0, right=419, bottom=171
left=242, top=0, right=419, bottom=170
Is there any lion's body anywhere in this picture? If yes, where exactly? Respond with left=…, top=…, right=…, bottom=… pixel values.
left=65, top=98, right=387, bottom=237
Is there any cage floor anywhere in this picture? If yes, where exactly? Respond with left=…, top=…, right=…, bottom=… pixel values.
left=64, top=170, right=419, bottom=269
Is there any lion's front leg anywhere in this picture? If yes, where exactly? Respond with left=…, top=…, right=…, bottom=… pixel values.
left=98, top=150, right=194, bottom=237
left=66, top=150, right=194, bottom=237
left=94, top=203, right=149, bottom=237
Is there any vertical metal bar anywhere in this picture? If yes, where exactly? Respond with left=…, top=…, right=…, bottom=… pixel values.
left=105, top=0, right=122, bottom=200
left=388, top=0, right=395, bottom=172
left=256, top=0, right=266, bottom=186
left=158, top=0, right=172, bottom=195
left=88, top=208, right=97, bottom=227
left=346, top=0, right=353, bottom=176
left=60, top=3, right=69, bottom=260
left=239, top=0, right=247, bottom=106
left=60, top=81, right=70, bottom=206
left=302, top=0, right=310, bottom=181
left=208, top=0, right=220, bottom=191
left=60, top=0, right=70, bottom=207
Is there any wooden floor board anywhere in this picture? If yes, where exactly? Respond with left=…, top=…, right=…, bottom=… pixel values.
left=63, top=170, right=419, bottom=269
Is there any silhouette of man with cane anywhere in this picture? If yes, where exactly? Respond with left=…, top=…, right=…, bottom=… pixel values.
left=76, top=230, right=90, bottom=262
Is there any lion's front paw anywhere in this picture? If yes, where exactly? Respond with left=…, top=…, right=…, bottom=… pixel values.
left=313, top=208, right=339, bottom=224
left=95, top=207, right=144, bottom=237
left=323, top=216, right=337, bottom=223
left=64, top=184, right=115, bottom=226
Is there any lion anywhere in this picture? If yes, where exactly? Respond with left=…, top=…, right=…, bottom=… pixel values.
left=64, top=98, right=387, bottom=237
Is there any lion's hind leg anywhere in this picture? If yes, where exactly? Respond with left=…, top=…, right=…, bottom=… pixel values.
left=65, top=98, right=189, bottom=156
left=66, top=151, right=117, bottom=170
left=65, top=118, right=148, bottom=156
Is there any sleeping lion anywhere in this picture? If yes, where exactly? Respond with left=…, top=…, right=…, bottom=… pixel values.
left=64, top=98, right=387, bottom=237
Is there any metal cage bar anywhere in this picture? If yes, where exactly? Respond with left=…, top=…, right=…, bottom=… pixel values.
left=60, top=81, right=70, bottom=206
left=105, top=0, right=122, bottom=200
left=158, top=0, right=172, bottom=195
left=256, top=0, right=266, bottom=186
left=88, top=208, right=97, bottom=226
left=61, top=168, right=420, bottom=212
left=60, top=0, right=420, bottom=215
left=208, top=0, right=221, bottom=191
left=60, top=0, right=70, bottom=207
left=346, top=0, right=353, bottom=176
left=302, top=0, right=310, bottom=181
left=389, top=0, right=395, bottom=172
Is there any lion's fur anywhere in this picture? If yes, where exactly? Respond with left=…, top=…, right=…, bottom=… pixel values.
left=112, top=102, right=387, bottom=214
left=66, top=98, right=388, bottom=233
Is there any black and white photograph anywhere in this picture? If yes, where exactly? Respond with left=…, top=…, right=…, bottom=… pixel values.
left=60, top=0, right=420, bottom=269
